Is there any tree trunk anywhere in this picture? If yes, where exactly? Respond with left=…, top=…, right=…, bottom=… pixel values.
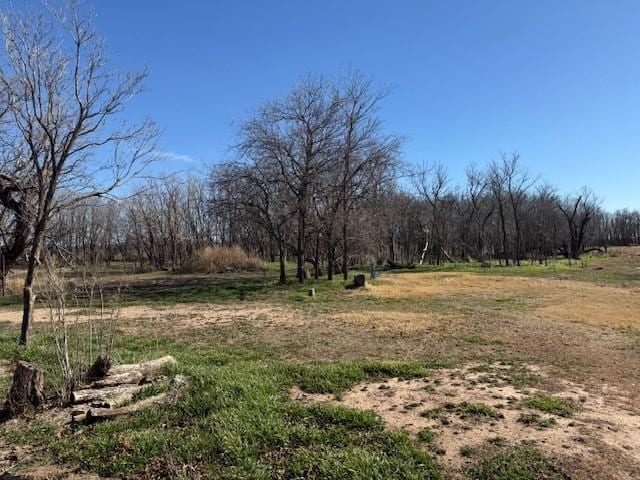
left=314, top=233, right=320, bottom=279
left=513, top=215, right=522, bottom=266
left=497, top=201, right=509, bottom=266
left=278, top=242, right=286, bottom=285
left=419, top=237, right=429, bottom=266
left=342, top=221, right=348, bottom=280
left=20, top=236, right=43, bottom=346
left=5, top=361, right=45, bottom=417
left=296, top=211, right=305, bottom=283
left=327, top=241, right=334, bottom=281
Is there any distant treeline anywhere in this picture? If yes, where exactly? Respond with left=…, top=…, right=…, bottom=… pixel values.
left=40, top=75, right=638, bottom=282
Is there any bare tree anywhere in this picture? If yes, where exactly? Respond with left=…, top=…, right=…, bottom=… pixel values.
left=488, top=159, right=510, bottom=266
left=414, top=163, right=453, bottom=265
left=213, top=161, right=293, bottom=284
left=335, top=72, right=401, bottom=279
left=502, top=153, right=534, bottom=266
left=0, top=2, right=156, bottom=344
left=237, top=76, right=340, bottom=282
left=462, top=164, right=494, bottom=262
left=558, top=188, right=600, bottom=260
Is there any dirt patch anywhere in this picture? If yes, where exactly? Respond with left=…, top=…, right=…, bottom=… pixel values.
left=291, top=363, right=640, bottom=480
left=0, top=302, right=298, bottom=333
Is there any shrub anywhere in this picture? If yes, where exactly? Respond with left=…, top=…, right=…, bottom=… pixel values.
left=185, top=245, right=265, bottom=274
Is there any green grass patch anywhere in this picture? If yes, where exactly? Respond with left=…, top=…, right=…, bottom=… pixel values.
left=130, top=381, right=171, bottom=403
left=460, top=445, right=476, bottom=457
left=469, top=445, right=566, bottom=480
left=523, top=395, right=576, bottom=417
left=417, top=427, right=438, bottom=444
left=487, top=436, right=508, bottom=447
left=453, top=402, right=504, bottom=420
left=0, top=325, right=442, bottom=479
left=282, top=361, right=432, bottom=395
left=461, top=335, right=495, bottom=346
left=517, top=413, right=557, bottom=428
left=1, top=422, right=56, bottom=447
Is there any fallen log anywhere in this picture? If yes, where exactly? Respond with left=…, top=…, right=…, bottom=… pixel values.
left=71, top=384, right=143, bottom=407
left=91, top=371, right=146, bottom=388
left=90, top=355, right=176, bottom=388
left=385, top=260, right=416, bottom=270
left=83, top=392, right=169, bottom=424
left=108, top=355, right=176, bottom=376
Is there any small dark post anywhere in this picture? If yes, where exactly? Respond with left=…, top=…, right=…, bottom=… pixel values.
left=369, top=263, right=378, bottom=279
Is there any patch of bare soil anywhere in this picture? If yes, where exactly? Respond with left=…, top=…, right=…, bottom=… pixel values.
left=0, top=302, right=298, bottom=333
left=291, top=363, right=640, bottom=480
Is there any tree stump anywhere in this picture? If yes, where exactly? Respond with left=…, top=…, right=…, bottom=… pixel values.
left=5, top=361, right=45, bottom=417
left=85, top=355, right=112, bottom=381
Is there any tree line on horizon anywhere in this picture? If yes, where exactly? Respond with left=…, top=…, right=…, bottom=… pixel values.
left=45, top=147, right=640, bottom=286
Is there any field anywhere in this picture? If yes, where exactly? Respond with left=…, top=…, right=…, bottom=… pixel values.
left=1, top=248, right=640, bottom=479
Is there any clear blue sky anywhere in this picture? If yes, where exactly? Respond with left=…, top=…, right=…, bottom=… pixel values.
left=91, top=0, right=640, bottom=211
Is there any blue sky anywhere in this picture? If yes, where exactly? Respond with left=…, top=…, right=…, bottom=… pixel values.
left=90, top=1, right=640, bottom=210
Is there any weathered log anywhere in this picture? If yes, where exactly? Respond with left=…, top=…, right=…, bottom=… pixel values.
left=71, top=384, right=143, bottom=407
left=91, top=370, right=146, bottom=388
left=5, top=361, right=45, bottom=417
left=83, top=392, right=169, bottom=424
left=108, top=355, right=176, bottom=376
left=90, top=355, right=176, bottom=388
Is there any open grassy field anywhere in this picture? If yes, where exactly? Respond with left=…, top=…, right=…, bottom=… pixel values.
left=1, top=247, right=640, bottom=479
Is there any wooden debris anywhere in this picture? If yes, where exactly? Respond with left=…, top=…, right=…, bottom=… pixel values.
left=89, top=355, right=176, bottom=388
left=107, top=355, right=176, bottom=376
left=71, top=384, right=143, bottom=408
left=68, top=356, right=180, bottom=425
left=83, top=392, right=169, bottom=424
left=91, top=370, right=146, bottom=388
left=385, top=260, right=415, bottom=270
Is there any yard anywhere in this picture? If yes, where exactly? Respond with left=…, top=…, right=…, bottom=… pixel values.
left=1, top=247, right=639, bottom=479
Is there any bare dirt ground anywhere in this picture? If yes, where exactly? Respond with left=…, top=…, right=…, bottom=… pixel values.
left=291, top=362, right=640, bottom=480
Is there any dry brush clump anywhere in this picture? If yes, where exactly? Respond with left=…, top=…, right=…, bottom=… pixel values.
left=184, top=245, right=265, bottom=274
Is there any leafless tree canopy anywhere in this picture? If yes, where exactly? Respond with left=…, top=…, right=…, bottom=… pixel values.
left=0, top=1, right=157, bottom=344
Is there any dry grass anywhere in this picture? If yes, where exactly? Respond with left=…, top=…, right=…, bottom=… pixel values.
left=183, top=245, right=264, bottom=274
left=367, top=272, right=640, bottom=328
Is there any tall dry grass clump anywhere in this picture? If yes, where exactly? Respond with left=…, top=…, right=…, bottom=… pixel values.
left=188, top=245, right=265, bottom=273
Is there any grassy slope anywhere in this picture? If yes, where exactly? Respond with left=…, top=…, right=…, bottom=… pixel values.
left=0, top=328, right=443, bottom=479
